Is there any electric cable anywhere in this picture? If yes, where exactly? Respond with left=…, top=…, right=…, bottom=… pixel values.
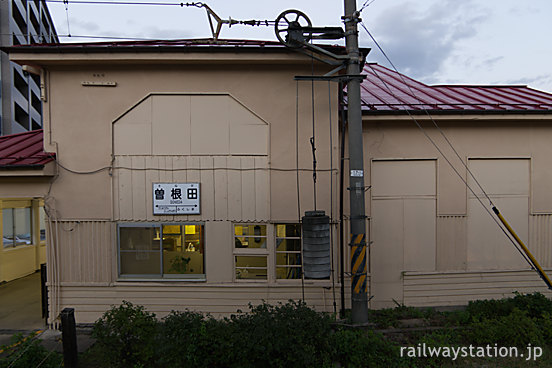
left=296, top=80, right=305, bottom=302
left=358, top=0, right=377, bottom=14
left=296, top=80, right=302, bottom=223
left=311, top=49, right=318, bottom=211
left=329, top=80, right=337, bottom=315
left=360, top=22, right=495, bottom=208
left=359, top=22, right=535, bottom=268
left=45, top=0, right=206, bottom=7
left=63, top=0, right=71, bottom=37
left=365, top=63, right=533, bottom=269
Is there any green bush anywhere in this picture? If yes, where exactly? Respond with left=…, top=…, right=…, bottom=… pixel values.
left=232, top=300, right=335, bottom=368
left=468, top=308, right=544, bottom=347
left=156, top=300, right=336, bottom=368
left=466, top=292, right=552, bottom=322
left=331, top=328, right=406, bottom=368
left=0, top=332, right=62, bottom=368
left=91, top=300, right=159, bottom=368
left=158, top=311, right=241, bottom=368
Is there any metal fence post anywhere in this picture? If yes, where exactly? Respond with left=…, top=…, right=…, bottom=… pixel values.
left=61, top=307, right=78, bottom=368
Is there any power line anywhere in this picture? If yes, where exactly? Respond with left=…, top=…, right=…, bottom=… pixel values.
left=359, top=21, right=534, bottom=269
left=360, top=21, right=495, bottom=208
left=358, top=0, right=376, bottom=14
left=45, top=0, right=206, bottom=7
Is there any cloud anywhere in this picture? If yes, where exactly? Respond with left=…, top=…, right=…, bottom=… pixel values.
left=502, top=74, right=552, bottom=91
left=363, top=0, right=489, bottom=80
left=480, top=56, right=504, bottom=68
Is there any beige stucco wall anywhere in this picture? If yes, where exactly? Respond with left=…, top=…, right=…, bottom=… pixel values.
left=10, top=50, right=344, bottom=323
left=39, top=62, right=339, bottom=222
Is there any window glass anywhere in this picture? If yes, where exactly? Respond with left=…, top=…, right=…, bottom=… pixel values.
left=119, top=227, right=160, bottom=275
left=162, top=225, right=204, bottom=275
left=14, top=208, right=32, bottom=246
left=235, top=256, right=267, bottom=280
left=39, top=207, right=46, bottom=243
left=234, top=224, right=267, bottom=249
left=3, top=209, right=14, bottom=247
left=119, top=224, right=205, bottom=279
left=3, top=207, right=33, bottom=248
left=276, top=224, right=302, bottom=279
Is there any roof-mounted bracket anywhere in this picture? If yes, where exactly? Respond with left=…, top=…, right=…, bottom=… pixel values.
left=275, top=9, right=349, bottom=66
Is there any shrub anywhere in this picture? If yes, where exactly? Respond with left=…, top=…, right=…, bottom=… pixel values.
left=91, top=300, right=159, bottom=368
left=466, top=292, right=552, bottom=322
left=331, top=328, right=406, bottom=368
left=156, top=300, right=335, bottom=368
left=158, top=311, right=241, bottom=368
left=468, top=308, right=544, bottom=347
left=229, top=300, right=335, bottom=368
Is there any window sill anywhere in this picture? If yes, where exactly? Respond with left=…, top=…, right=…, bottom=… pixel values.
left=3, top=243, right=37, bottom=251
left=117, top=276, right=206, bottom=282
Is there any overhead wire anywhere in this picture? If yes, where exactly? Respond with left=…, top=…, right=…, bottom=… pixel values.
left=311, top=52, right=318, bottom=210
left=359, top=21, right=534, bottom=268
left=359, top=22, right=495, bottom=207
left=63, top=0, right=71, bottom=37
left=46, top=153, right=337, bottom=174
left=45, top=0, right=207, bottom=7
left=358, top=0, right=377, bottom=14
left=328, top=80, right=337, bottom=315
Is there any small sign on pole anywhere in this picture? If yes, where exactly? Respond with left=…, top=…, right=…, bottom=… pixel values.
left=153, top=183, right=200, bottom=215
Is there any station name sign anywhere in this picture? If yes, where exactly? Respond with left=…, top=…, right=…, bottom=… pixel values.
left=153, top=183, right=200, bottom=215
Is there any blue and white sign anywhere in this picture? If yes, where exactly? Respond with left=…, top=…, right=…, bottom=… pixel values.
left=153, top=183, right=200, bottom=215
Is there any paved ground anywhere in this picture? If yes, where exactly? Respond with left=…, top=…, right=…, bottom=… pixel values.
left=0, top=272, right=45, bottom=331
left=0, top=272, right=95, bottom=354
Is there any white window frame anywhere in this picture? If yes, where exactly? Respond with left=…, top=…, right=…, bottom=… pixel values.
left=233, top=223, right=269, bottom=282
left=275, top=223, right=302, bottom=281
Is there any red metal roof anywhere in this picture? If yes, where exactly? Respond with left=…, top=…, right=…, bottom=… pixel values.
left=0, top=130, right=55, bottom=168
left=361, top=64, right=552, bottom=114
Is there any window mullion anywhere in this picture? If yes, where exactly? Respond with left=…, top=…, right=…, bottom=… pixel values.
left=159, top=225, right=164, bottom=277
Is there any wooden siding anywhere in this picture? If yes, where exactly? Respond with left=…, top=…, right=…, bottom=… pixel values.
left=436, top=215, right=467, bottom=271
left=113, top=156, right=269, bottom=222
left=48, top=220, right=114, bottom=284
left=59, top=283, right=342, bottom=323
left=404, top=270, right=552, bottom=307
left=529, top=214, right=552, bottom=268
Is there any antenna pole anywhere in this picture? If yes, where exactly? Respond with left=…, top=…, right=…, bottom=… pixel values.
left=343, top=0, right=369, bottom=324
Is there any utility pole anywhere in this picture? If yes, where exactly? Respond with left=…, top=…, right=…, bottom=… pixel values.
left=343, top=0, right=369, bottom=324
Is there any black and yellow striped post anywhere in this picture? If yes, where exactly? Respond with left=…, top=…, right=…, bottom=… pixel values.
left=351, top=233, right=368, bottom=296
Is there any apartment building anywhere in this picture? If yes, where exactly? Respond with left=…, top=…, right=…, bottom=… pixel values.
left=0, top=0, right=58, bottom=135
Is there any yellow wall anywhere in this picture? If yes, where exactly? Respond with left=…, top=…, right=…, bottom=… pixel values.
left=0, top=198, right=47, bottom=283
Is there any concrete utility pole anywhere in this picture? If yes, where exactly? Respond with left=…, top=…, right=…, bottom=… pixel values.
left=343, top=0, right=369, bottom=324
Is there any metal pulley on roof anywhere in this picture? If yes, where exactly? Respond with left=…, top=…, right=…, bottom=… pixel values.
left=302, top=210, right=331, bottom=279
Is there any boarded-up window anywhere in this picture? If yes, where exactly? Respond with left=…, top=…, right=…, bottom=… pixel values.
left=467, top=158, right=529, bottom=270
left=371, top=159, right=436, bottom=308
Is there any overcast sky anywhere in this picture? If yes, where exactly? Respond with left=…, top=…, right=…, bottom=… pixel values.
left=46, top=0, right=552, bottom=92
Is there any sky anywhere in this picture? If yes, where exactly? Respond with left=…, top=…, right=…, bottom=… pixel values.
left=46, top=0, right=552, bottom=92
